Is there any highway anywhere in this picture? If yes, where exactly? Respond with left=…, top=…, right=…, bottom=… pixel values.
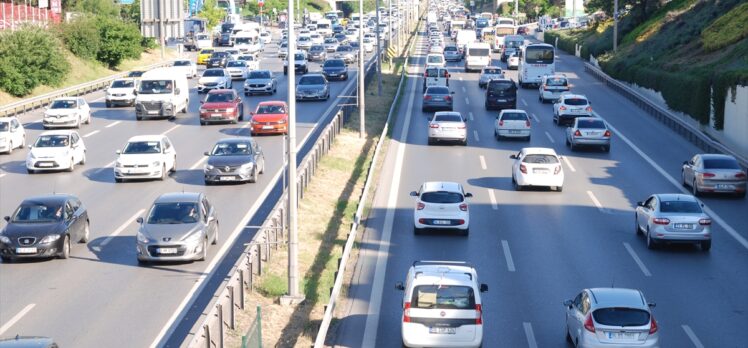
left=0, top=30, right=376, bottom=346
left=334, top=26, right=748, bottom=347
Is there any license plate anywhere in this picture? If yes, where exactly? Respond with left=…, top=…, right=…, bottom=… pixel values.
left=262, top=125, right=274, bottom=130
left=212, top=113, right=223, bottom=117
left=16, top=247, right=38, bottom=254
left=219, top=176, right=235, bottom=181
left=148, top=111, right=159, bottom=115
left=429, top=327, right=456, bottom=334
left=157, top=248, right=178, bottom=254
left=606, top=331, right=637, bottom=340
left=509, top=130, right=520, bottom=134
left=715, top=184, right=734, bottom=190
left=673, top=223, right=693, bottom=229
left=433, top=220, right=450, bottom=225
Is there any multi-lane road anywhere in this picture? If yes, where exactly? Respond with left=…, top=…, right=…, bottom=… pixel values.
left=335, top=26, right=748, bottom=347
left=0, top=30, right=376, bottom=346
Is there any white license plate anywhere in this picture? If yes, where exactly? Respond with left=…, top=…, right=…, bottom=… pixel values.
left=219, top=176, right=235, bottom=181
left=673, top=223, right=693, bottom=229
left=157, top=248, right=178, bottom=254
left=16, top=247, right=38, bottom=254
left=606, top=331, right=637, bottom=340
left=148, top=111, right=159, bottom=115
left=429, top=327, right=456, bottom=334
left=433, top=220, right=450, bottom=225
left=262, top=125, right=274, bottom=130
left=715, top=184, right=734, bottom=190
left=212, top=113, right=223, bottom=117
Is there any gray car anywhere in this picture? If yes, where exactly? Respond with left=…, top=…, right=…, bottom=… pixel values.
left=244, top=70, right=277, bottom=96
left=296, top=74, right=330, bottom=101
left=422, top=86, right=454, bottom=112
left=565, top=117, right=611, bottom=152
left=427, top=111, right=467, bottom=145
left=682, top=154, right=746, bottom=198
left=203, top=138, right=265, bottom=184
left=564, top=288, right=659, bottom=348
left=635, top=193, right=712, bottom=250
left=136, top=192, right=219, bottom=263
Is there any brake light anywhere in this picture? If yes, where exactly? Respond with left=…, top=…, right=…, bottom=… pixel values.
left=475, top=304, right=483, bottom=325
left=459, top=203, right=468, bottom=211
left=649, top=316, right=658, bottom=334
left=603, top=130, right=611, bottom=137
left=584, top=314, right=595, bottom=332
left=574, top=130, right=582, bottom=137
left=701, top=172, right=715, bottom=178
left=586, top=106, right=593, bottom=112
left=559, top=106, right=567, bottom=111
left=424, top=95, right=432, bottom=101
left=429, top=123, right=439, bottom=128
left=735, top=172, right=746, bottom=178
left=554, top=165, right=561, bottom=175
left=699, top=218, right=712, bottom=226
left=403, top=302, right=411, bottom=322
left=652, top=218, right=670, bottom=225
left=499, top=120, right=504, bottom=126
left=417, top=202, right=425, bottom=210
left=520, top=164, right=527, bottom=174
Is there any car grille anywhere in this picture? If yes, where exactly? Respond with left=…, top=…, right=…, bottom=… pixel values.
left=147, top=245, right=186, bottom=257
left=141, top=101, right=162, bottom=111
left=18, top=237, right=37, bottom=246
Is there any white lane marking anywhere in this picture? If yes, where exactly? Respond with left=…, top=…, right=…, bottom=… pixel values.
left=592, top=112, right=748, bottom=250
left=523, top=322, right=538, bottom=348
left=464, top=97, right=470, bottom=105
left=473, top=130, right=479, bottom=142
left=521, top=98, right=528, bottom=106
left=586, top=190, right=605, bottom=213
left=623, top=242, right=652, bottom=277
left=461, top=86, right=466, bottom=92
left=501, top=240, right=515, bottom=272
left=479, top=155, right=487, bottom=170
left=105, top=120, right=122, bottom=128
left=189, top=156, right=208, bottom=170
left=562, top=155, right=576, bottom=172
left=162, top=124, right=180, bottom=135
left=95, top=209, right=146, bottom=250
left=0, top=304, right=36, bottom=336
left=83, top=130, right=100, bottom=138
left=682, top=325, right=705, bottom=348
left=531, top=113, right=540, bottom=123
left=468, top=112, right=474, bottom=121
left=544, top=131, right=555, bottom=143
left=362, top=35, right=421, bottom=348
left=488, top=189, right=498, bottom=210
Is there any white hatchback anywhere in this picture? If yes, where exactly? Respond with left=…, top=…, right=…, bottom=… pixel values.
left=410, top=181, right=472, bottom=235
left=495, top=109, right=531, bottom=141
left=26, top=130, right=86, bottom=173
left=510, top=147, right=565, bottom=191
left=114, top=135, right=177, bottom=182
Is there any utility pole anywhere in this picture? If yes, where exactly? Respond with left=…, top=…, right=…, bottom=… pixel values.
left=358, top=0, right=365, bottom=138
left=613, top=0, right=618, bottom=51
left=375, top=0, right=382, bottom=96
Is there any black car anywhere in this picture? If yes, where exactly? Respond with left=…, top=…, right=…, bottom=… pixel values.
left=322, top=59, right=349, bottom=81
left=207, top=51, right=231, bottom=68
left=484, top=78, right=518, bottom=110
left=0, top=194, right=89, bottom=262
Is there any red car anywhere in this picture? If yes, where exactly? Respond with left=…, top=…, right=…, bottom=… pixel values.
left=199, top=89, right=244, bottom=125
left=250, top=101, right=288, bottom=135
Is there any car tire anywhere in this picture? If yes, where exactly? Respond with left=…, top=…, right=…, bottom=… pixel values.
left=646, top=228, right=657, bottom=250
left=80, top=222, right=90, bottom=243
left=59, top=235, right=70, bottom=259
left=701, top=240, right=711, bottom=251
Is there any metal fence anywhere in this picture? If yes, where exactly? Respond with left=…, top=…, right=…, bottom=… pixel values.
left=583, top=63, right=748, bottom=168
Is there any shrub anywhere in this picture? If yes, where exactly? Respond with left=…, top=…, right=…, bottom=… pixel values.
left=60, top=15, right=100, bottom=60
left=0, top=26, right=70, bottom=96
left=95, top=16, right=143, bottom=68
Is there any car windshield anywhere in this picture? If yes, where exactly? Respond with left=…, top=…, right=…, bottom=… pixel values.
left=203, top=69, right=225, bottom=77
left=11, top=203, right=63, bottom=223
left=50, top=100, right=76, bottom=109
left=427, top=87, right=450, bottom=95
left=300, top=76, right=325, bottom=85
left=703, top=158, right=740, bottom=169
left=205, top=93, right=234, bottom=102
left=593, top=308, right=650, bottom=327
left=523, top=154, right=559, bottom=164
left=488, top=81, right=515, bottom=92
left=256, top=104, right=286, bottom=114
left=123, top=141, right=161, bottom=154
left=577, top=119, right=605, bottom=129
left=411, top=285, right=475, bottom=309
left=420, top=191, right=463, bottom=203
left=111, top=80, right=134, bottom=88
left=34, top=135, right=69, bottom=147
left=501, top=112, right=527, bottom=121
left=146, top=202, right=199, bottom=224
left=546, top=77, right=568, bottom=86
left=434, top=114, right=463, bottom=122
left=483, top=68, right=501, bottom=75
left=210, top=142, right=252, bottom=156
left=138, top=80, right=173, bottom=94
left=227, top=61, right=245, bottom=67
left=660, top=200, right=702, bottom=213
left=324, top=60, right=345, bottom=67
left=174, top=61, right=191, bottom=66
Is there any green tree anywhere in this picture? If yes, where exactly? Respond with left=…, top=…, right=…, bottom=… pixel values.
left=0, top=26, right=71, bottom=96
left=60, top=15, right=101, bottom=60
left=95, top=16, right=143, bottom=68
left=198, top=0, right=229, bottom=28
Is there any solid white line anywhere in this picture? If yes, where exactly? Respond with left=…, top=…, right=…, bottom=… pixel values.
left=562, top=155, right=576, bottom=172
left=0, top=304, right=36, bottom=336
left=461, top=86, right=466, bottom=92
left=521, top=98, right=528, bottom=106
left=189, top=156, right=208, bottom=170
left=544, top=131, right=555, bottom=143
left=479, top=155, right=487, bottom=170
left=162, top=124, right=180, bottom=135
left=592, top=112, right=748, bottom=250
left=105, top=120, right=122, bottom=128
left=586, top=190, right=604, bottom=213
left=473, top=130, right=479, bottom=142
left=468, top=112, right=474, bottom=121
left=523, top=322, right=538, bottom=348
left=623, top=242, right=652, bottom=277
left=501, top=240, right=515, bottom=272
left=488, top=189, right=498, bottom=210
left=531, top=113, right=540, bottom=123
left=464, top=97, right=470, bottom=105
left=83, top=130, right=100, bottom=138
left=96, top=209, right=145, bottom=249
left=682, top=325, right=705, bottom=348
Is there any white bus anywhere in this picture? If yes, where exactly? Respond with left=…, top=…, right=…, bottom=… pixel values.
left=518, top=43, right=555, bottom=88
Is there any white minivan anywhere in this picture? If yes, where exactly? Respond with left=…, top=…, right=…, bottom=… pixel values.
left=464, top=42, right=491, bottom=72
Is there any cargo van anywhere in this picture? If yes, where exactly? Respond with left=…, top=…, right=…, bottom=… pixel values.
left=134, top=68, right=189, bottom=120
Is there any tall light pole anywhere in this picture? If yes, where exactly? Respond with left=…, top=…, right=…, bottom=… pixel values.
left=613, top=0, right=619, bottom=52
left=358, top=0, right=366, bottom=138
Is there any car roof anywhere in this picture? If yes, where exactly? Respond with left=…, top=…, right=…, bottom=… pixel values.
left=654, top=193, right=698, bottom=202
left=127, top=135, right=164, bottom=142
left=521, top=147, right=558, bottom=156
left=21, top=194, right=75, bottom=205
left=39, top=130, right=75, bottom=136
left=154, top=192, right=202, bottom=203
left=588, top=288, right=647, bottom=309
left=421, top=181, right=462, bottom=193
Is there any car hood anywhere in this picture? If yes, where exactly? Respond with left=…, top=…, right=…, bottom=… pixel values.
left=29, top=147, right=69, bottom=158
left=246, top=78, right=272, bottom=85
left=201, top=102, right=237, bottom=109
left=199, top=77, right=224, bottom=84
left=252, top=113, right=286, bottom=122
left=207, top=155, right=254, bottom=167
left=140, top=222, right=202, bottom=241
left=45, top=109, right=78, bottom=117
left=2, top=222, right=63, bottom=239
left=117, top=153, right=162, bottom=165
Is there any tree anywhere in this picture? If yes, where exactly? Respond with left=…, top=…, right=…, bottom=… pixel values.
left=0, top=26, right=70, bottom=96
left=95, top=16, right=143, bottom=68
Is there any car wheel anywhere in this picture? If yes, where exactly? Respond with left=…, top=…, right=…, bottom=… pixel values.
left=197, top=238, right=208, bottom=261
left=701, top=240, right=711, bottom=251
left=80, top=222, right=90, bottom=243
left=692, top=179, right=701, bottom=197
left=58, top=235, right=70, bottom=259
left=646, top=228, right=657, bottom=250
left=67, top=158, right=75, bottom=172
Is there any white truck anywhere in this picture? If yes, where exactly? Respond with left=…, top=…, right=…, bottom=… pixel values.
left=134, top=68, right=189, bottom=120
left=464, top=42, right=491, bottom=72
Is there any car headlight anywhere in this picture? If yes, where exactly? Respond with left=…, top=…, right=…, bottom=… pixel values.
left=39, top=235, right=61, bottom=244
left=137, top=231, right=150, bottom=243
left=0, top=235, right=10, bottom=244
left=152, top=161, right=161, bottom=167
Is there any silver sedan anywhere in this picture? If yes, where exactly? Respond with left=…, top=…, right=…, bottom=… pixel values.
left=565, top=117, right=611, bottom=152
left=635, top=193, right=712, bottom=251
left=427, top=111, right=467, bottom=145
left=682, top=154, right=746, bottom=198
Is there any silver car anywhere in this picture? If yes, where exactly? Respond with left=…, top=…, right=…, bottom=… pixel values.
left=635, top=193, right=712, bottom=250
left=244, top=70, right=277, bottom=96
left=204, top=138, right=265, bottom=184
left=478, top=66, right=504, bottom=89
left=564, top=288, right=659, bottom=348
left=682, top=154, right=746, bottom=198
left=296, top=74, right=330, bottom=101
left=136, top=192, right=219, bottom=263
left=427, top=111, right=467, bottom=145
left=565, top=117, right=611, bottom=152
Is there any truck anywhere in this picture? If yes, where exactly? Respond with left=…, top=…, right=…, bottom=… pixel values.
left=134, top=68, right=190, bottom=120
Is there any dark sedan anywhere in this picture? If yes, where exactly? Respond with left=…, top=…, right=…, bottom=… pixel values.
left=0, top=194, right=89, bottom=262
left=204, top=138, right=265, bottom=184
left=422, top=86, right=454, bottom=112
left=322, top=59, right=349, bottom=81
left=207, top=51, right=231, bottom=68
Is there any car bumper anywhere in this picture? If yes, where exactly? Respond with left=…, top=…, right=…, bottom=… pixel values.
left=516, top=173, right=564, bottom=188
left=498, top=129, right=531, bottom=138
left=402, top=322, right=481, bottom=348
left=114, top=166, right=164, bottom=179
left=137, top=241, right=204, bottom=261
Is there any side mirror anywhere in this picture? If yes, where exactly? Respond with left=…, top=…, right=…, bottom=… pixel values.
left=409, top=191, right=419, bottom=197
left=464, top=193, right=473, bottom=198
left=3, top=216, right=9, bottom=222
left=636, top=201, right=644, bottom=207
left=563, top=299, right=573, bottom=308
left=136, top=217, right=144, bottom=224
left=509, top=154, right=517, bottom=159
left=395, top=282, right=405, bottom=291
left=480, top=284, right=488, bottom=292
left=116, top=150, right=122, bottom=155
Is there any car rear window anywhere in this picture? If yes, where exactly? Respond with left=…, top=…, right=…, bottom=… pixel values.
left=703, top=158, right=740, bottom=169
left=501, top=112, right=527, bottom=121
left=577, top=119, right=605, bottom=129
left=411, top=285, right=475, bottom=309
left=660, top=200, right=702, bottom=213
left=427, top=86, right=450, bottom=95
left=420, top=191, right=464, bottom=203
left=593, top=308, right=650, bottom=327
left=434, top=114, right=463, bottom=122
left=564, top=98, right=588, bottom=106
left=523, top=154, right=559, bottom=164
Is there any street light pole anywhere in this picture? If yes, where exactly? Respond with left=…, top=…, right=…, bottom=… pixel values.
left=358, top=0, right=366, bottom=138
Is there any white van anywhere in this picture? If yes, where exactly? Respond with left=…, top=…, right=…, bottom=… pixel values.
left=464, top=42, right=491, bottom=72
left=134, top=68, right=189, bottom=120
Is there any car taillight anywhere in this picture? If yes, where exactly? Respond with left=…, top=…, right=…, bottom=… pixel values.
left=586, top=106, right=593, bottom=112
left=699, top=218, right=712, bottom=226
left=649, top=316, right=658, bottom=334
left=499, top=120, right=504, bottom=126
left=584, top=314, right=595, bottom=332
left=403, top=302, right=411, bottom=322
left=475, top=304, right=483, bottom=325
left=653, top=218, right=670, bottom=225
left=459, top=203, right=468, bottom=211
left=559, top=106, right=567, bottom=111
left=417, top=202, right=425, bottom=210
left=574, top=130, right=582, bottom=137
left=735, top=172, right=746, bottom=178
left=554, top=165, right=561, bottom=175
left=701, top=172, right=715, bottom=178
left=603, top=130, right=611, bottom=137
left=526, top=120, right=531, bottom=127
left=429, top=123, right=439, bottom=128
left=520, top=164, right=527, bottom=174
left=424, top=95, right=432, bottom=101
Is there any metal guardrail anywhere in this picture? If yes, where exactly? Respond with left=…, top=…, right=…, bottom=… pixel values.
left=583, top=63, right=748, bottom=168
left=0, top=59, right=176, bottom=118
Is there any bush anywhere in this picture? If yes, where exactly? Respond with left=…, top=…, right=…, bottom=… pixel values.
left=0, top=26, right=70, bottom=96
left=95, top=16, right=143, bottom=68
left=60, top=16, right=101, bottom=60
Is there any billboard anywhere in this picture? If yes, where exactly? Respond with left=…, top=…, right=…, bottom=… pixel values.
left=141, top=0, right=184, bottom=40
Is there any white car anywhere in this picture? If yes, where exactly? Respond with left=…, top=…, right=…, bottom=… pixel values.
left=26, top=130, right=86, bottom=173
left=425, top=53, right=446, bottom=68
left=553, top=93, right=593, bottom=126
left=410, top=181, right=472, bottom=235
left=510, top=147, right=564, bottom=191
left=197, top=68, right=232, bottom=93
left=114, top=135, right=177, bottom=182
left=237, top=54, right=260, bottom=71
left=395, top=260, right=487, bottom=348
left=259, top=31, right=272, bottom=44
left=0, top=116, right=26, bottom=154
left=172, top=59, right=198, bottom=78
left=494, top=109, right=531, bottom=141
left=225, top=60, right=250, bottom=80
left=42, top=97, right=91, bottom=129
left=105, top=78, right=137, bottom=107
